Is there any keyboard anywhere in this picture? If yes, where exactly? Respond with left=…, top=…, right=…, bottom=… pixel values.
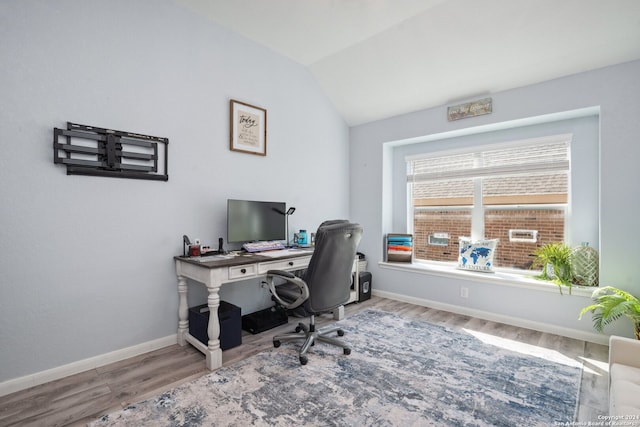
left=242, top=240, right=286, bottom=253
left=258, top=248, right=313, bottom=258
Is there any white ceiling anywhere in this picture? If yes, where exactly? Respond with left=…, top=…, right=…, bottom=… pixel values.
left=177, top=0, right=640, bottom=126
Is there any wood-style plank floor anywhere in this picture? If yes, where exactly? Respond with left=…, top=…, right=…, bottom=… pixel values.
left=0, top=296, right=609, bottom=426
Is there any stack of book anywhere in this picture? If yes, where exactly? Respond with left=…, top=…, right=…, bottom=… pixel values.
left=386, top=234, right=413, bottom=262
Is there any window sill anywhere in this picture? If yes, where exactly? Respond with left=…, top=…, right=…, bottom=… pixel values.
left=378, top=261, right=596, bottom=297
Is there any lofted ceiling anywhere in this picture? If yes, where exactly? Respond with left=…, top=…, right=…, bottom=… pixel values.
left=176, top=0, right=640, bottom=126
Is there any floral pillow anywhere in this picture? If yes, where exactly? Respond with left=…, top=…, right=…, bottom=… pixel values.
left=458, top=237, right=498, bottom=273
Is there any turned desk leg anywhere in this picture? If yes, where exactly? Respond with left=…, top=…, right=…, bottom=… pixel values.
left=206, top=282, right=223, bottom=370
left=177, top=275, right=189, bottom=346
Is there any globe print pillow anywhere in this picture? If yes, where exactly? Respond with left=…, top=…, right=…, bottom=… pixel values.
left=458, top=237, right=498, bottom=273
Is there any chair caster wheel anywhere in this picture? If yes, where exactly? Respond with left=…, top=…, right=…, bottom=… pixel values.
left=273, top=340, right=281, bottom=348
left=337, top=329, right=345, bottom=337
left=343, top=348, right=351, bottom=355
left=299, top=355, right=308, bottom=365
left=295, top=326, right=302, bottom=333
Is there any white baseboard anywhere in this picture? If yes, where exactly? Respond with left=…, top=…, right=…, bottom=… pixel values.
left=1, top=292, right=608, bottom=398
left=371, top=289, right=609, bottom=346
left=0, top=335, right=177, bottom=397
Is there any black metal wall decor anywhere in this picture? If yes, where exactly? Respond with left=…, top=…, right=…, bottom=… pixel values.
left=53, top=122, right=169, bottom=181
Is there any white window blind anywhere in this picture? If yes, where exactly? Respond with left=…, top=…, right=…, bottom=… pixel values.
left=407, top=134, right=571, bottom=183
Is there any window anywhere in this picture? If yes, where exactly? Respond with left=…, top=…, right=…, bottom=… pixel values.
left=407, top=134, right=570, bottom=271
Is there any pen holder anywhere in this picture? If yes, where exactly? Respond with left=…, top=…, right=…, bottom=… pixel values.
left=189, top=245, right=201, bottom=257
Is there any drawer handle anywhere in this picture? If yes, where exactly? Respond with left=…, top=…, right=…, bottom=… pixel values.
left=241, top=268, right=247, bottom=274
left=288, top=261, right=294, bottom=266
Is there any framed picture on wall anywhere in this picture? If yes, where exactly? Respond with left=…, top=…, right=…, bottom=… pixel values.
left=230, top=99, right=267, bottom=156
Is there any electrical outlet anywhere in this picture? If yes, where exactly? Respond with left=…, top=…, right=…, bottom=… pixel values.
left=460, top=287, right=469, bottom=298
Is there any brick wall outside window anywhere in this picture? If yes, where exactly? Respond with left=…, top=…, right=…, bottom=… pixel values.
left=413, top=208, right=565, bottom=269
left=485, top=208, right=565, bottom=269
left=413, top=209, right=470, bottom=262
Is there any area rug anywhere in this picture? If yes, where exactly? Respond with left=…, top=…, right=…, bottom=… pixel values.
left=90, top=309, right=582, bottom=426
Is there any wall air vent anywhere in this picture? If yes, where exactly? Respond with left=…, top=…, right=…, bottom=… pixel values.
left=428, top=232, right=450, bottom=246
left=508, top=229, right=538, bottom=243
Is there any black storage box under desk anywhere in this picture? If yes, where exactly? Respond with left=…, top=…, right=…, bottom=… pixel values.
left=189, top=301, right=242, bottom=350
left=242, top=305, right=288, bottom=334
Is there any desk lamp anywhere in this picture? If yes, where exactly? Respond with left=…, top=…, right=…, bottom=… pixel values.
left=285, top=207, right=295, bottom=247
left=183, top=235, right=191, bottom=256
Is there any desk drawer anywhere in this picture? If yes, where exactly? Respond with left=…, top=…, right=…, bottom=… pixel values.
left=258, top=255, right=312, bottom=274
left=228, top=264, right=258, bottom=280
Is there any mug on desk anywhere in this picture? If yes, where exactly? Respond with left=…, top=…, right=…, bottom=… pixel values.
left=294, top=230, right=308, bottom=246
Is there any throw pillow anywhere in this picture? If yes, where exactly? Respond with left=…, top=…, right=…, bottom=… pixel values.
left=458, top=237, right=498, bottom=273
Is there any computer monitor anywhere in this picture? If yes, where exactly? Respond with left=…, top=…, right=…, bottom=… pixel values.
left=227, top=199, right=287, bottom=243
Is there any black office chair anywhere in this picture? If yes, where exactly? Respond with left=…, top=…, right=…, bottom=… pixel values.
left=264, top=220, right=363, bottom=365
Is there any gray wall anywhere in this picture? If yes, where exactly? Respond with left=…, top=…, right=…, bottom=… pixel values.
left=350, top=60, right=640, bottom=340
left=0, top=1, right=349, bottom=382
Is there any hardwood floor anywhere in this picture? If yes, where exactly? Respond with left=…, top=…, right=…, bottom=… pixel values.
left=0, top=296, right=609, bottom=426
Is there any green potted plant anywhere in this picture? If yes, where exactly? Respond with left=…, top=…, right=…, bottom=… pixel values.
left=531, top=242, right=574, bottom=294
left=579, top=286, right=640, bottom=339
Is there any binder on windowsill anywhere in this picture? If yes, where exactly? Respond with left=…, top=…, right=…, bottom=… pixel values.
left=386, top=234, right=413, bottom=263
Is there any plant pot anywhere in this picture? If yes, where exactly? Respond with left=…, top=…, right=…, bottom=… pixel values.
left=546, top=263, right=568, bottom=281
left=545, top=263, right=555, bottom=279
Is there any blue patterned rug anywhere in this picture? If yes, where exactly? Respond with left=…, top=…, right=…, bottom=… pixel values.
left=90, top=309, right=582, bottom=426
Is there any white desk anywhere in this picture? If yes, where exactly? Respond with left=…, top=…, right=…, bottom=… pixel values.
left=174, top=249, right=314, bottom=370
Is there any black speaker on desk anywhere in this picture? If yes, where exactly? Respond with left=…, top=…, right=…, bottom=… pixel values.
left=358, top=271, right=372, bottom=302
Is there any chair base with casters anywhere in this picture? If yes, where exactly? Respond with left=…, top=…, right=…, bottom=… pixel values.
left=272, top=314, right=351, bottom=365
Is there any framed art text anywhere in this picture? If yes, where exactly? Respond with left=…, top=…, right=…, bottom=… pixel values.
left=230, top=99, right=267, bottom=156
